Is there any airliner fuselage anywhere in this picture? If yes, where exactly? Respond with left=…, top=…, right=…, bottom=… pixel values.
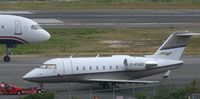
left=23, top=55, right=183, bottom=83
left=0, top=15, right=50, bottom=62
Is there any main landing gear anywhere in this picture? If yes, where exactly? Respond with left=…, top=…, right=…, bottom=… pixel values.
left=100, top=83, right=120, bottom=89
left=3, top=46, right=12, bottom=62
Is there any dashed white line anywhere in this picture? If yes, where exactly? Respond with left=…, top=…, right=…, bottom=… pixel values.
left=0, top=11, right=34, bottom=14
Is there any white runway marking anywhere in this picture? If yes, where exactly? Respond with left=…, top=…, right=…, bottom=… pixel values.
left=32, top=18, right=64, bottom=24
left=0, top=11, right=34, bottom=14
left=40, top=22, right=200, bottom=28
left=62, top=22, right=196, bottom=26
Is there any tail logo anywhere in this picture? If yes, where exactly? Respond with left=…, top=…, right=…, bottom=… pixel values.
left=159, top=52, right=172, bottom=56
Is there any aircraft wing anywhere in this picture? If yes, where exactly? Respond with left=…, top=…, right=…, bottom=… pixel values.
left=88, top=79, right=159, bottom=84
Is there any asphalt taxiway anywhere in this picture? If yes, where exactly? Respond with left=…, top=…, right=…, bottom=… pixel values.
left=0, top=56, right=199, bottom=99
left=3, top=10, right=200, bottom=28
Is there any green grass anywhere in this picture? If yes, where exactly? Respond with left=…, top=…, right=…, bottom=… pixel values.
left=0, top=0, right=200, bottom=10
left=22, top=93, right=54, bottom=99
left=4, top=28, right=200, bottom=56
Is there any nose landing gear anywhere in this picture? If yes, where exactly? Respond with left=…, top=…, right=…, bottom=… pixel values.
left=3, top=45, right=16, bottom=62
left=3, top=46, right=12, bottom=62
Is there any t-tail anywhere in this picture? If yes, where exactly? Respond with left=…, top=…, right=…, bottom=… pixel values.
left=150, top=31, right=200, bottom=60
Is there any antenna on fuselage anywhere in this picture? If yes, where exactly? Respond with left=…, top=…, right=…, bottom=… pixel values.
left=69, top=55, right=73, bottom=58
left=96, top=54, right=99, bottom=58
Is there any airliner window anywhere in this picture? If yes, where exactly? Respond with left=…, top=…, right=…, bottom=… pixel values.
left=89, top=66, right=92, bottom=70
left=39, top=65, right=46, bottom=69
left=116, top=66, right=118, bottom=69
left=39, top=64, right=56, bottom=69
left=31, top=25, right=41, bottom=30
left=103, top=66, right=105, bottom=70
left=83, top=66, right=85, bottom=70
left=96, top=66, right=98, bottom=70
left=76, top=67, right=79, bottom=71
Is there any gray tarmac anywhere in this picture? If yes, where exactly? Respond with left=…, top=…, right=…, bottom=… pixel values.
left=0, top=56, right=199, bottom=99
left=4, top=10, right=200, bottom=28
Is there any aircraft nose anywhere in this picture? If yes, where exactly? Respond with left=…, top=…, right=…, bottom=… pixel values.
left=23, top=69, right=38, bottom=82
left=23, top=71, right=33, bottom=81
left=42, top=30, right=51, bottom=41
left=23, top=74, right=30, bottom=81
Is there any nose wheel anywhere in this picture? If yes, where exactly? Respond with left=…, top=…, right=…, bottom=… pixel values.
left=3, top=56, right=10, bottom=62
left=3, top=46, right=12, bottom=62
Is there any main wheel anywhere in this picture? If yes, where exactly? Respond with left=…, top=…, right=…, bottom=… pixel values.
left=3, top=56, right=10, bottom=62
left=102, top=84, right=110, bottom=89
left=16, top=91, right=22, bottom=95
left=37, top=89, right=42, bottom=93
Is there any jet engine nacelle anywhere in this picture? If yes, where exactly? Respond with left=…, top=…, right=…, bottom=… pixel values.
left=124, top=59, right=146, bottom=71
left=145, top=61, right=158, bottom=69
left=124, top=59, right=158, bottom=71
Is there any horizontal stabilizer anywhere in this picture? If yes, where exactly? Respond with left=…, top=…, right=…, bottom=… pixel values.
left=88, top=79, right=159, bottom=84
left=176, top=33, right=200, bottom=36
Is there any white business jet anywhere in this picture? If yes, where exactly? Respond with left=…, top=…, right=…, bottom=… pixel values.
left=0, top=15, right=50, bottom=62
left=23, top=31, right=199, bottom=89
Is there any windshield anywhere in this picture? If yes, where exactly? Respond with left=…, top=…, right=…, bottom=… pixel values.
left=31, top=25, right=41, bottom=30
left=39, top=64, right=56, bottom=69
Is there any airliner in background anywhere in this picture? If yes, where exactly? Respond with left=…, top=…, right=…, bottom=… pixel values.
left=0, top=15, right=50, bottom=62
left=23, top=32, right=199, bottom=89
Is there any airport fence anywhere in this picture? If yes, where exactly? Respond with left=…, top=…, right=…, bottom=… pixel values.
left=54, top=85, right=155, bottom=99
left=54, top=80, right=200, bottom=99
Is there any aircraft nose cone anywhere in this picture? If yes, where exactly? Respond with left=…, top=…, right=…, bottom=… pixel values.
left=43, top=30, right=51, bottom=41
left=23, top=69, right=37, bottom=82
left=23, top=73, right=32, bottom=81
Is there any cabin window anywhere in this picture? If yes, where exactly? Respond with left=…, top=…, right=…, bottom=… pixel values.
left=103, top=66, right=105, bottom=70
left=1, top=25, right=4, bottom=29
left=31, top=25, right=41, bottom=30
left=110, top=66, right=112, bottom=69
left=39, top=64, right=56, bottom=69
left=89, top=66, right=92, bottom=70
left=83, top=66, right=85, bottom=70
left=76, top=67, right=79, bottom=71
left=130, top=63, right=133, bottom=66
left=96, top=66, right=98, bottom=70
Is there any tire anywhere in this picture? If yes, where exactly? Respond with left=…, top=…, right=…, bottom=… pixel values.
left=103, top=84, right=110, bottom=89
left=16, top=91, right=22, bottom=95
left=4, top=56, right=10, bottom=62
left=37, top=89, right=42, bottom=93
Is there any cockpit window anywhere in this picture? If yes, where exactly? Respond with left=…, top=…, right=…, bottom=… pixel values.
left=31, top=25, right=41, bottom=30
left=39, top=64, right=56, bottom=69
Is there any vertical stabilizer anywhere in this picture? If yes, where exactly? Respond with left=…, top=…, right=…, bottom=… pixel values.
left=151, top=31, right=200, bottom=60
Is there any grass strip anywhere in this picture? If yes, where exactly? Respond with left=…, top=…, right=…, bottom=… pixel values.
left=2, top=28, right=198, bottom=56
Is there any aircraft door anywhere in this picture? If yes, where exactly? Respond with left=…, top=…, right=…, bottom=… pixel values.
left=15, top=21, right=22, bottom=35
left=63, top=59, right=73, bottom=75
left=53, top=59, right=64, bottom=76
